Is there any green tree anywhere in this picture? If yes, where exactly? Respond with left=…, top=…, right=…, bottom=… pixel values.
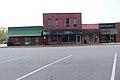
left=0, top=27, right=7, bottom=44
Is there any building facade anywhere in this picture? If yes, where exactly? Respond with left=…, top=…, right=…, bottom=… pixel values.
left=99, top=23, right=117, bottom=43
left=82, top=24, right=100, bottom=44
left=8, top=26, right=43, bottom=46
left=43, top=13, right=82, bottom=44
left=7, top=13, right=120, bottom=46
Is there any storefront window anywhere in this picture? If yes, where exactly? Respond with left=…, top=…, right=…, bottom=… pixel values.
left=84, top=35, right=89, bottom=43
left=94, top=34, right=98, bottom=42
left=25, top=37, right=31, bottom=45
left=61, top=35, right=68, bottom=42
left=14, top=38, right=20, bottom=44
left=50, top=36, right=57, bottom=42
left=89, top=35, right=93, bottom=42
left=69, top=35, right=76, bottom=42
left=110, top=35, right=114, bottom=42
left=35, top=37, right=39, bottom=45
left=100, top=34, right=110, bottom=42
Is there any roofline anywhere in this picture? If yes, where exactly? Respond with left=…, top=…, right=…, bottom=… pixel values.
left=82, top=23, right=99, bottom=25
left=99, top=23, right=115, bottom=24
left=115, top=22, right=120, bottom=23
left=8, top=26, right=43, bottom=28
left=43, top=13, right=81, bottom=15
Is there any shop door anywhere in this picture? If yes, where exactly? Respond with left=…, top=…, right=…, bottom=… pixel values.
left=110, top=35, right=114, bottom=43
left=35, top=37, right=39, bottom=45
left=76, top=35, right=81, bottom=44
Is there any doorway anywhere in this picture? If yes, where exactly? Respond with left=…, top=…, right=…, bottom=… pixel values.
left=110, top=35, right=114, bottom=43
left=76, top=35, right=81, bottom=44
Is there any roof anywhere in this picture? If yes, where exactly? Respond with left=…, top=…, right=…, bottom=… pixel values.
left=8, top=26, right=43, bottom=37
left=43, top=13, right=81, bottom=15
left=82, top=24, right=99, bottom=29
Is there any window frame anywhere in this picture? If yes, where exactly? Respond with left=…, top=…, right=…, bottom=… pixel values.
left=73, top=18, right=77, bottom=28
left=66, top=18, right=70, bottom=28
left=48, top=19, right=52, bottom=28
left=55, top=19, right=59, bottom=28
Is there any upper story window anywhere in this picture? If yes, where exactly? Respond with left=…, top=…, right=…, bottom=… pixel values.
left=73, top=18, right=77, bottom=28
left=48, top=19, right=52, bottom=28
left=66, top=18, right=70, bottom=28
left=55, top=19, right=59, bottom=28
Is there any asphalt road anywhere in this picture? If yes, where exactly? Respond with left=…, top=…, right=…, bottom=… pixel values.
left=0, top=45, right=120, bottom=80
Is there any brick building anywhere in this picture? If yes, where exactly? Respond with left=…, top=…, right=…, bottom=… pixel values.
left=8, top=26, right=43, bottom=46
left=99, top=23, right=117, bottom=43
left=115, top=22, right=120, bottom=42
left=43, top=13, right=82, bottom=44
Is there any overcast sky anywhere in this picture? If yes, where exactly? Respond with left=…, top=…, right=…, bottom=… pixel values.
left=0, top=0, right=120, bottom=27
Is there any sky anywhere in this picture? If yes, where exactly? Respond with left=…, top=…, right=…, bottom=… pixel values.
left=0, top=0, right=120, bottom=27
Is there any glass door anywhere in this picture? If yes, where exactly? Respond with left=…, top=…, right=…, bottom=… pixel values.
left=110, top=35, right=114, bottom=43
left=76, top=35, right=81, bottom=44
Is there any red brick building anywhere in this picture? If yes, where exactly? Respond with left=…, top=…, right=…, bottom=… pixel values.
left=115, top=22, right=120, bottom=42
left=43, top=13, right=82, bottom=44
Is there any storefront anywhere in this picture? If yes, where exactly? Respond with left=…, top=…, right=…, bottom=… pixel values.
left=100, top=29, right=117, bottom=43
left=8, top=26, right=43, bottom=46
left=82, top=29, right=100, bottom=44
left=43, top=30, right=82, bottom=44
left=99, top=23, right=117, bottom=43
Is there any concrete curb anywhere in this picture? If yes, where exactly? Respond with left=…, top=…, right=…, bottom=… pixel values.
left=6, top=43, right=120, bottom=48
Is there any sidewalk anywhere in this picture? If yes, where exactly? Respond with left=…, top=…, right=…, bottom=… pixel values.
left=100, top=43, right=120, bottom=45
left=6, top=43, right=120, bottom=48
left=0, top=44, right=7, bottom=48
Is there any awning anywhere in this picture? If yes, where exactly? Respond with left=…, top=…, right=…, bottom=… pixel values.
left=8, top=26, right=43, bottom=37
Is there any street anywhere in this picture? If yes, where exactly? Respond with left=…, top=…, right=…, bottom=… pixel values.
left=0, top=45, right=119, bottom=80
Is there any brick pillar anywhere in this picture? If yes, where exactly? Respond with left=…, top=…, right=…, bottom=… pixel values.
left=57, top=36, right=61, bottom=44
left=82, top=35, right=84, bottom=44
left=98, top=34, right=100, bottom=43
left=115, top=23, right=120, bottom=42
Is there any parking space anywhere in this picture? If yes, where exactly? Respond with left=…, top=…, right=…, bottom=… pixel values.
left=0, top=45, right=120, bottom=80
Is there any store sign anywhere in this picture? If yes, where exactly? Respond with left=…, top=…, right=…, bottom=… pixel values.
left=83, top=30, right=100, bottom=34
left=64, top=31, right=73, bottom=34
left=99, top=23, right=115, bottom=29
left=100, top=29, right=117, bottom=34
left=43, top=30, right=82, bottom=35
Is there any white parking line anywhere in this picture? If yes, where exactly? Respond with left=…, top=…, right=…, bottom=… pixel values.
left=16, top=55, right=72, bottom=80
left=0, top=56, right=29, bottom=64
left=110, top=53, right=117, bottom=80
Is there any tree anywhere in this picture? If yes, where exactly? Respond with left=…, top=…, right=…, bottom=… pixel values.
left=0, top=27, right=7, bottom=44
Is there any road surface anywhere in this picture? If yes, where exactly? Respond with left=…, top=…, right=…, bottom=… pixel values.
left=0, top=45, right=119, bottom=80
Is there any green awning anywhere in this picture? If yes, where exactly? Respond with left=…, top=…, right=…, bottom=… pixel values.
left=8, top=26, right=43, bottom=37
